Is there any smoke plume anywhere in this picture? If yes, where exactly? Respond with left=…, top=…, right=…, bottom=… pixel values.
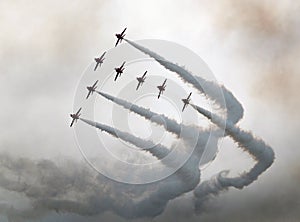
left=191, top=104, right=274, bottom=212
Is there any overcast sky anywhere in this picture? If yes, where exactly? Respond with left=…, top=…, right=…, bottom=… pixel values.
left=0, top=0, right=300, bottom=221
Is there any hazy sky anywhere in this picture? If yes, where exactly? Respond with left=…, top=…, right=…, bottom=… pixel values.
left=0, top=0, right=299, bottom=221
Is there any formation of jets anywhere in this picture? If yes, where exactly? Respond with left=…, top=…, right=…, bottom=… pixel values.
left=70, top=28, right=194, bottom=127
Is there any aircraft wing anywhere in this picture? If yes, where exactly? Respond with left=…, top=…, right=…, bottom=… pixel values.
left=121, top=28, right=127, bottom=35
left=70, top=119, right=75, bottom=127
left=114, top=73, right=119, bottom=81
left=76, top=108, right=82, bottom=115
left=142, top=71, right=147, bottom=78
left=182, top=104, right=187, bottom=112
left=163, top=79, right=167, bottom=86
left=115, top=39, right=120, bottom=47
left=121, top=61, right=125, bottom=68
left=86, top=91, right=92, bottom=99
left=136, top=82, right=141, bottom=90
left=158, top=91, right=162, bottom=99
left=92, top=80, right=98, bottom=88
left=94, top=62, right=99, bottom=71
left=100, top=52, right=106, bottom=60
left=187, top=92, right=192, bottom=100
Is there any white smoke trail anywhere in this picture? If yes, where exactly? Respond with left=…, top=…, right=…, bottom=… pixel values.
left=61, top=118, right=203, bottom=218
left=93, top=91, right=231, bottom=204
left=95, top=90, right=217, bottom=152
left=79, top=117, right=201, bottom=187
left=190, top=104, right=275, bottom=212
left=96, top=91, right=183, bottom=137
left=124, top=39, right=244, bottom=124
left=80, top=118, right=170, bottom=160
left=95, top=90, right=222, bottom=172
left=122, top=39, right=274, bottom=212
